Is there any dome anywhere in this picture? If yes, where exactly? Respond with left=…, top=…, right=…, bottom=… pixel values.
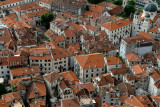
left=145, top=13, right=150, bottom=18
left=144, top=3, right=157, bottom=12
left=135, top=11, right=140, bottom=15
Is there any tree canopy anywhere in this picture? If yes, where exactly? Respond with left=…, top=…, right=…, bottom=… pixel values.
left=39, top=12, right=55, bottom=30
left=124, top=4, right=136, bottom=17
left=128, top=0, right=136, bottom=6
left=88, top=0, right=104, bottom=4
left=0, top=84, right=7, bottom=97
left=113, top=0, right=123, bottom=5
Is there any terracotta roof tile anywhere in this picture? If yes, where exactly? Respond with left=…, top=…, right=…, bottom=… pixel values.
left=75, top=53, right=105, bottom=69
left=123, top=36, right=152, bottom=44
left=125, top=95, right=154, bottom=107
left=44, top=71, right=60, bottom=83
left=0, top=99, right=8, bottom=107
left=29, top=99, right=46, bottom=107
left=61, top=98, right=80, bottom=107
left=52, top=35, right=65, bottom=42
left=2, top=92, right=21, bottom=103
left=0, top=57, right=8, bottom=66
left=0, top=16, right=17, bottom=28
left=0, top=0, right=23, bottom=6
left=93, top=74, right=114, bottom=86
left=106, top=57, right=122, bottom=65
left=11, top=66, right=40, bottom=77
left=52, top=48, right=69, bottom=59
left=151, top=96, right=160, bottom=105
left=26, top=82, right=46, bottom=99
left=117, top=82, right=134, bottom=96
left=126, top=52, right=142, bottom=62
left=150, top=24, right=160, bottom=33
left=26, top=9, right=48, bottom=18
left=139, top=31, right=153, bottom=39
left=108, top=6, right=123, bottom=16
left=110, top=68, right=127, bottom=75
left=45, top=29, right=55, bottom=37
left=125, top=74, right=136, bottom=81
left=8, top=56, right=24, bottom=67
left=12, top=3, right=41, bottom=12
left=132, top=65, right=145, bottom=75
left=89, top=4, right=105, bottom=14
left=102, top=19, right=132, bottom=31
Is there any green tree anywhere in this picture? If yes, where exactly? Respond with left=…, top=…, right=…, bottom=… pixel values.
left=128, top=0, right=136, bottom=6
left=39, top=12, right=55, bottom=30
left=124, top=5, right=136, bottom=17
left=157, top=0, right=160, bottom=5
left=86, top=5, right=90, bottom=11
left=88, top=0, right=104, bottom=4
left=113, top=0, right=123, bottom=5
left=0, top=84, right=7, bottom=96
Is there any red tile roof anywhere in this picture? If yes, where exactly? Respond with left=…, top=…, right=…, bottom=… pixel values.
left=102, top=19, right=132, bottom=31
left=60, top=71, right=79, bottom=84
left=150, top=24, right=160, bottom=33
left=89, top=4, right=105, bottom=14
left=132, top=65, right=145, bottom=75
left=126, top=52, right=142, bottom=62
left=26, top=82, right=46, bottom=100
left=43, top=71, right=60, bottom=83
left=93, top=74, right=114, bottom=86
left=110, top=68, right=127, bottom=75
left=61, top=98, right=80, bottom=107
left=45, top=29, right=55, bottom=37
left=29, top=99, right=46, bottom=107
left=52, top=35, right=65, bottom=42
left=2, top=92, right=21, bottom=103
left=0, top=99, right=8, bottom=107
left=75, top=53, right=105, bottom=69
left=106, top=57, right=122, bottom=65
left=11, top=66, right=40, bottom=77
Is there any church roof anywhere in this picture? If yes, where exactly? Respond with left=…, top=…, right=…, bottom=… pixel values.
left=144, top=3, right=157, bottom=12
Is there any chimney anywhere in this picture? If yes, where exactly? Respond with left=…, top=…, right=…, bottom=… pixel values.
left=129, top=95, right=133, bottom=99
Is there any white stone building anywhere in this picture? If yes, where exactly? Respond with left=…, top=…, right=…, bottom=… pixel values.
left=132, top=2, right=159, bottom=36
left=74, top=53, right=105, bottom=82
left=43, top=71, right=60, bottom=99
left=0, top=0, right=37, bottom=10
left=148, top=68, right=160, bottom=96
left=101, top=18, right=132, bottom=44
left=120, top=36, right=152, bottom=59
left=0, top=57, right=10, bottom=80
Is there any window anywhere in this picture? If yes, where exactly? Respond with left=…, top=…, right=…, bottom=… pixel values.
left=86, top=75, right=88, bottom=78
left=91, top=70, right=93, bottom=72
left=1, top=67, right=3, bottom=69
left=7, top=71, right=9, bottom=73
left=86, top=70, right=88, bottom=73
left=91, top=74, right=93, bottom=77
